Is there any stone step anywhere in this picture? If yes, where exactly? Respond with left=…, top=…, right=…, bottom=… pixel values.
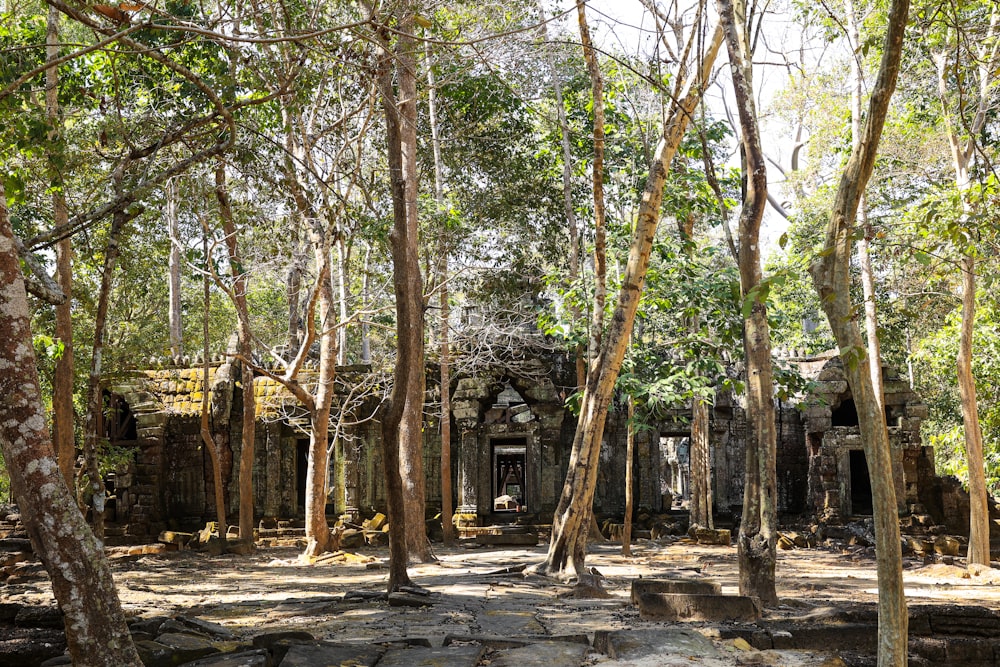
left=636, top=592, right=760, bottom=622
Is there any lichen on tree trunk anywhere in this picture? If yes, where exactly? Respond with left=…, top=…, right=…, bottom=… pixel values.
left=0, top=181, right=141, bottom=666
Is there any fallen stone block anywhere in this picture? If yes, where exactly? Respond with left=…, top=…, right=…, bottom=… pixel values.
left=594, top=628, right=722, bottom=660
left=377, top=644, right=485, bottom=667
left=933, top=535, right=960, bottom=556
left=388, top=591, right=433, bottom=608
left=637, top=592, right=760, bottom=622
left=490, top=640, right=593, bottom=667
left=475, top=532, right=538, bottom=546
left=275, top=641, right=384, bottom=667
left=157, top=530, right=192, bottom=547
left=688, top=527, right=731, bottom=545
left=183, top=649, right=270, bottom=666
left=154, top=632, right=220, bottom=663
left=630, top=577, right=721, bottom=603
left=174, top=616, right=238, bottom=641
left=251, top=630, right=314, bottom=651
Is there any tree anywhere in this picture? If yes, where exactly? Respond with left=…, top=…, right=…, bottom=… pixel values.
left=46, top=5, right=75, bottom=489
left=807, top=0, right=911, bottom=663
left=716, top=0, right=778, bottom=606
left=925, top=0, right=1000, bottom=570
left=534, top=17, right=724, bottom=580
left=0, top=180, right=141, bottom=666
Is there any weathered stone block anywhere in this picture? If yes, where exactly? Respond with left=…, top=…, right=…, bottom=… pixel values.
left=689, top=527, right=731, bottom=545
left=637, top=593, right=759, bottom=622
left=630, top=578, right=721, bottom=604
left=906, top=403, right=929, bottom=419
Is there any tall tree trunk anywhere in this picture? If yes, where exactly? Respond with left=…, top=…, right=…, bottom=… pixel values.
left=535, top=26, right=723, bottom=579
left=47, top=6, right=75, bottom=490
left=0, top=182, right=141, bottom=667
left=392, top=2, right=431, bottom=565
left=808, top=0, right=910, bottom=662
left=576, top=0, right=607, bottom=365
left=199, top=231, right=227, bottom=539
left=958, top=256, right=989, bottom=566
left=717, top=0, right=778, bottom=606
left=426, top=40, right=455, bottom=546
left=303, top=243, right=337, bottom=557
left=373, top=1, right=420, bottom=590
left=537, top=0, right=585, bottom=388
left=82, top=190, right=131, bottom=542
left=931, top=9, right=1000, bottom=569
left=846, top=0, right=884, bottom=410
left=622, top=397, right=635, bottom=556
left=215, top=163, right=256, bottom=548
left=166, top=178, right=183, bottom=358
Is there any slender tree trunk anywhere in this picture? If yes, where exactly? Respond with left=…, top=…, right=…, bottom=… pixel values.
left=808, top=1, right=910, bottom=662
left=199, top=232, right=227, bottom=539
left=846, top=0, right=884, bottom=410
left=958, top=256, right=989, bottom=566
left=622, top=397, right=635, bottom=556
left=391, top=5, right=431, bottom=565
left=82, top=191, right=132, bottom=542
left=361, top=245, right=372, bottom=364
left=0, top=182, right=141, bottom=667
left=47, top=6, right=75, bottom=490
left=373, top=1, right=420, bottom=590
left=303, top=249, right=337, bottom=556
left=537, top=0, right=585, bottom=388
left=426, top=40, right=455, bottom=545
left=166, top=178, right=183, bottom=358
left=717, top=0, right=778, bottom=606
left=336, top=236, right=349, bottom=365
left=577, top=0, right=607, bottom=364
left=215, top=163, right=256, bottom=547
left=535, top=27, right=723, bottom=579
left=932, top=12, right=1000, bottom=568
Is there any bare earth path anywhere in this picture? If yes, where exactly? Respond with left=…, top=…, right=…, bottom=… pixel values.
left=5, top=537, right=1000, bottom=665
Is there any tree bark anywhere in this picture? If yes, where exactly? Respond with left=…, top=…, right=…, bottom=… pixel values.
left=622, top=397, right=635, bottom=556
left=0, top=181, right=141, bottom=667
left=426, top=39, right=455, bottom=545
left=166, top=178, right=183, bottom=358
left=373, top=0, right=421, bottom=590
left=537, top=0, right=585, bottom=389
left=958, top=256, right=989, bottom=566
left=807, top=0, right=910, bottom=662
left=47, top=6, right=76, bottom=490
left=576, top=0, right=607, bottom=365
left=931, top=7, right=1000, bottom=569
left=717, top=0, right=778, bottom=607
left=214, top=163, right=254, bottom=546
left=393, top=3, right=431, bottom=565
left=82, top=191, right=132, bottom=542
left=199, top=231, right=227, bottom=539
left=845, top=0, right=884, bottom=411
left=534, top=25, right=723, bottom=579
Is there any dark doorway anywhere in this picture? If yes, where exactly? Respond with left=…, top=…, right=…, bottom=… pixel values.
left=492, top=438, right=527, bottom=511
left=832, top=399, right=859, bottom=427
left=296, top=440, right=309, bottom=515
left=849, top=449, right=873, bottom=515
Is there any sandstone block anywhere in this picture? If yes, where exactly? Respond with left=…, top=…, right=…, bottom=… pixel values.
left=637, top=593, right=760, bottom=622
left=630, top=578, right=721, bottom=604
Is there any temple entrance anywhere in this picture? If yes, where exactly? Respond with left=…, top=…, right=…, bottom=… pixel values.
left=492, top=438, right=527, bottom=512
left=296, top=440, right=308, bottom=515
left=849, top=449, right=873, bottom=515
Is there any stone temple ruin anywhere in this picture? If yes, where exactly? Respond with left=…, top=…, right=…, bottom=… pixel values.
left=98, top=348, right=977, bottom=541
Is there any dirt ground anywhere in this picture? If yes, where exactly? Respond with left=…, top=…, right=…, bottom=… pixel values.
left=6, top=537, right=1000, bottom=665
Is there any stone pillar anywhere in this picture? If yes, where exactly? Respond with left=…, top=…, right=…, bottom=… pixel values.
left=263, top=422, right=281, bottom=518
